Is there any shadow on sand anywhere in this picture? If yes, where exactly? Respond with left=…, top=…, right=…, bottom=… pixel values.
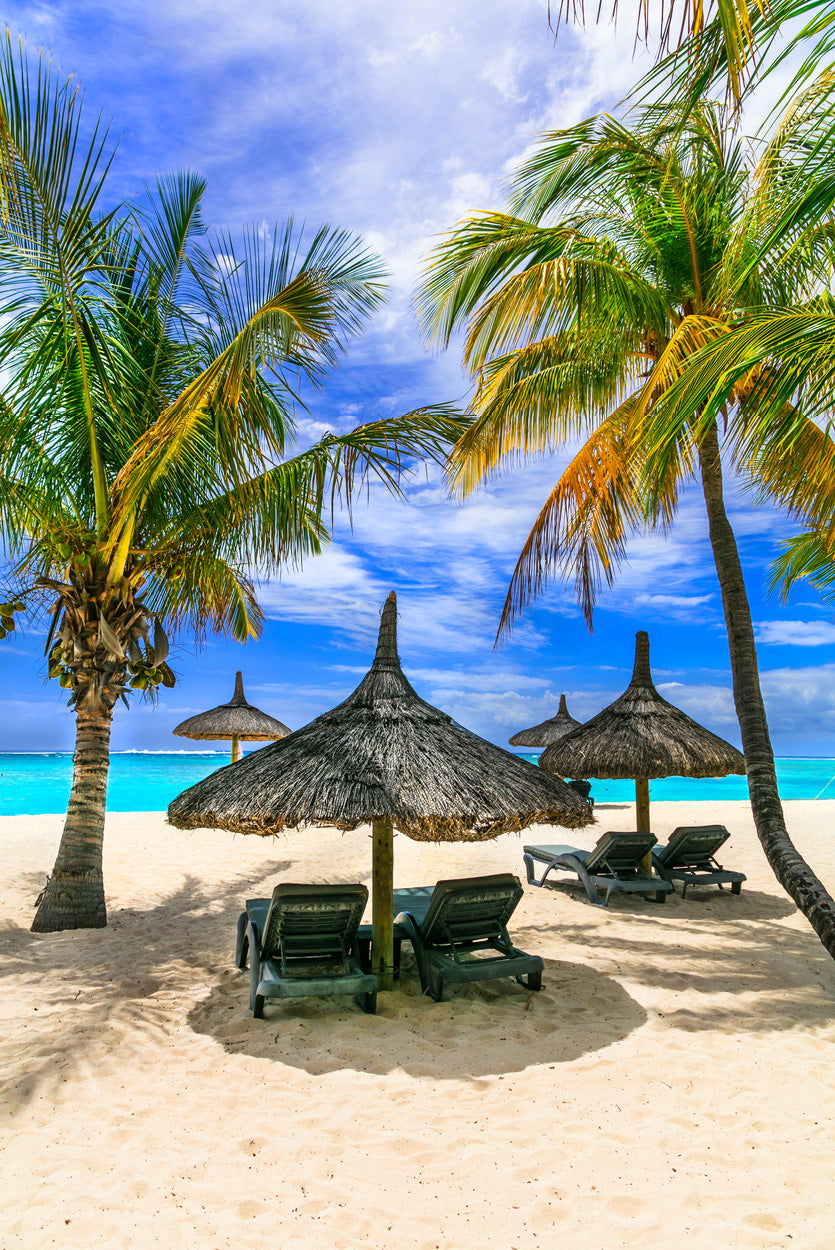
left=533, top=875, right=797, bottom=922
left=522, top=883, right=835, bottom=1034
left=187, top=950, right=647, bottom=1078
left=2, top=862, right=646, bottom=1100
left=2, top=859, right=833, bottom=1108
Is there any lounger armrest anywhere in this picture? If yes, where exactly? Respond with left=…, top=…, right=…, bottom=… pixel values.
left=248, top=919, right=263, bottom=966
left=650, top=849, right=668, bottom=876
left=551, top=852, right=587, bottom=873
left=394, top=910, right=423, bottom=946
left=394, top=910, right=434, bottom=993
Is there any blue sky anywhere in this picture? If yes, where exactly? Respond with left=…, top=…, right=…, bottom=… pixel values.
left=2, top=1, right=834, bottom=757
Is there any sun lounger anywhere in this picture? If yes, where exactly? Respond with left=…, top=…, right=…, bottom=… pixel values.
left=391, top=873, right=544, bottom=1002
left=234, top=883, right=378, bottom=1019
left=651, top=825, right=746, bottom=897
left=523, top=831, right=673, bottom=906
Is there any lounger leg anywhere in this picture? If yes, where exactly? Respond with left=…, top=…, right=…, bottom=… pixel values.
left=516, top=970, right=542, bottom=991
left=522, top=853, right=540, bottom=886
left=253, top=993, right=265, bottom=1020
left=235, top=911, right=249, bottom=969
left=364, top=990, right=377, bottom=1014
left=654, top=889, right=667, bottom=903
left=732, top=881, right=742, bottom=895
left=578, top=864, right=606, bottom=906
left=355, top=935, right=372, bottom=973
left=680, top=882, right=688, bottom=899
left=427, top=969, right=445, bottom=1002
left=523, top=856, right=560, bottom=888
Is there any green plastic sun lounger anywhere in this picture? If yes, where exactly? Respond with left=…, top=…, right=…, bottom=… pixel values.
left=651, top=825, right=746, bottom=898
left=391, top=873, right=544, bottom=1002
left=234, top=883, right=378, bottom=1019
left=523, top=831, right=673, bottom=907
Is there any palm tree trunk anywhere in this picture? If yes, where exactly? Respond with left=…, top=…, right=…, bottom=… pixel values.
left=31, top=701, right=113, bottom=932
left=698, top=419, right=835, bottom=955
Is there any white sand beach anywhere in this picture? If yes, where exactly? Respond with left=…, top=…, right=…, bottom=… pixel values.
left=1, top=800, right=834, bottom=1249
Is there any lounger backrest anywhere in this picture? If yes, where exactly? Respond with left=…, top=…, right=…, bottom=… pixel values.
left=657, top=825, right=730, bottom=869
left=585, top=831, right=656, bottom=873
left=261, top=883, right=368, bottom=963
left=419, top=874, right=524, bottom=946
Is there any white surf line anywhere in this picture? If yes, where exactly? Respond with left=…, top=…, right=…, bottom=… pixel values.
left=814, top=775, right=835, bottom=800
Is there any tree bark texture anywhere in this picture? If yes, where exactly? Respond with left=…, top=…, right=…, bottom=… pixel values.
left=31, top=702, right=113, bottom=932
left=698, top=419, right=835, bottom=956
left=635, top=777, right=652, bottom=872
left=372, top=816, right=395, bottom=992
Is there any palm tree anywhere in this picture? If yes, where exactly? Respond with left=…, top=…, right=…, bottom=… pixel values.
left=0, top=35, right=463, bottom=934
left=417, top=91, right=835, bottom=956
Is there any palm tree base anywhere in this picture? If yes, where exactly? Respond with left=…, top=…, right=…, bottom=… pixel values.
left=31, top=870, right=107, bottom=932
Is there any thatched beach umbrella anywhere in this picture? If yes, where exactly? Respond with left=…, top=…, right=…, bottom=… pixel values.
left=540, top=631, right=745, bottom=857
left=509, top=693, right=582, bottom=749
left=172, top=671, right=291, bottom=763
left=169, top=592, right=592, bottom=989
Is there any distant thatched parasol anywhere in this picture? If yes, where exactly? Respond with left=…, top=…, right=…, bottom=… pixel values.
left=169, top=592, right=592, bottom=989
left=509, top=693, right=582, bottom=749
left=172, top=671, right=291, bottom=763
left=539, top=631, right=745, bottom=858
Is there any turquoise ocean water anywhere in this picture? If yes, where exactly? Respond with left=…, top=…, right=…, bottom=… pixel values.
left=1, top=750, right=835, bottom=815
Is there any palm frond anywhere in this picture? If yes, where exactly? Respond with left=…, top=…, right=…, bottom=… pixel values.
left=141, top=548, right=264, bottom=643
left=738, top=399, right=835, bottom=528
left=448, top=330, right=643, bottom=497
left=627, top=0, right=828, bottom=110
left=107, top=223, right=389, bottom=530
left=769, top=527, right=835, bottom=601
left=496, top=395, right=667, bottom=635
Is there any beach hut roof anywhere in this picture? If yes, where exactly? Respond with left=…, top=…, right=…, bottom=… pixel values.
left=168, top=592, right=593, bottom=840
left=539, top=632, right=745, bottom=781
left=172, top=672, right=291, bottom=743
left=508, top=693, right=582, bottom=748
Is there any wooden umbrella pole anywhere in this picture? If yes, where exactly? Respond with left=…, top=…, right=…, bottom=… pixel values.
left=635, top=776, right=652, bottom=872
left=371, top=815, right=394, bottom=991
left=230, top=735, right=240, bottom=764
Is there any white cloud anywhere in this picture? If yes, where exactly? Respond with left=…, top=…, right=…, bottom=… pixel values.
left=635, top=594, right=713, bottom=609
left=656, top=681, right=738, bottom=727
left=760, top=663, right=835, bottom=735
left=756, top=621, right=835, bottom=647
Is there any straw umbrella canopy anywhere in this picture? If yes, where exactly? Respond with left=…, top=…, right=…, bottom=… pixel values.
left=540, top=632, right=745, bottom=856
left=172, top=672, right=291, bottom=763
left=169, top=592, right=592, bottom=989
left=509, top=693, right=582, bottom=749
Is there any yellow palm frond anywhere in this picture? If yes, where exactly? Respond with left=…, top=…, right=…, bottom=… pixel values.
left=448, top=329, right=646, bottom=497
left=497, top=394, right=663, bottom=635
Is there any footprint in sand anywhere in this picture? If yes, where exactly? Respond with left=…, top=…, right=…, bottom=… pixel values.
left=743, top=1212, right=785, bottom=1231
left=236, top=1199, right=268, bottom=1219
